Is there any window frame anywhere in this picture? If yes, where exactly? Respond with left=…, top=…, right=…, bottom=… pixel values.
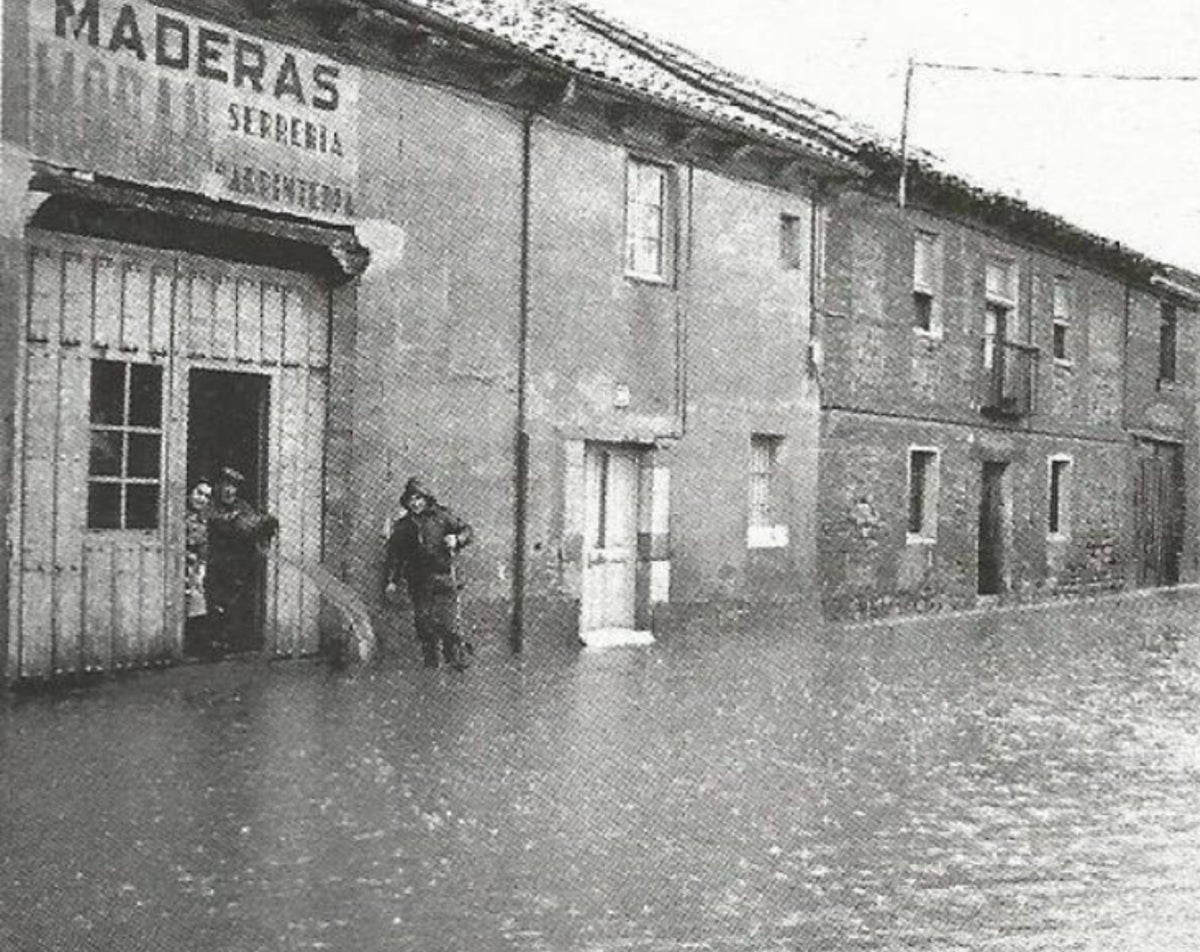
left=1051, top=276, right=1072, bottom=365
left=87, top=359, right=164, bottom=532
left=983, top=258, right=1018, bottom=369
left=747, top=434, right=788, bottom=549
left=912, top=230, right=942, bottom=337
left=624, top=156, right=673, bottom=283
left=1047, top=454, right=1073, bottom=540
left=906, top=446, right=940, bottom=544
left=779, top=212, right=806, bottom=271
left=1158, top=299, right=1178, bottom=385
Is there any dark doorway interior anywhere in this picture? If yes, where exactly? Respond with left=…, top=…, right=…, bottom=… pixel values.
left=188, top=370, right=269, bottom=508
left=978, top=461, right=1008, bottom=595
left=1136, top=439, right=1184, bottom=587
left=188, top=369, right=271, bottom=654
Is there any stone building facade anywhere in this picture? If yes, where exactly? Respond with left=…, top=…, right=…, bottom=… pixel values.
left=0, top=0, right=1194, bottom=680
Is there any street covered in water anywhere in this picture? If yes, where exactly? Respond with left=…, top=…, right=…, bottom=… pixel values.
left=5, top=591, right=1200, bottom=951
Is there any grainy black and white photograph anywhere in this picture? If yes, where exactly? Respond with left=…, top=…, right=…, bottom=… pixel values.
left=3, top=0, right=1200, bottom=948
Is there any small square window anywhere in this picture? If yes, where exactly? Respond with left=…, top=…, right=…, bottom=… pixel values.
left=1052, top=322, right=1068, bottom=361
left=914, top=291, right=934, bottom=332
left=907, top=448, right=939, bottom=541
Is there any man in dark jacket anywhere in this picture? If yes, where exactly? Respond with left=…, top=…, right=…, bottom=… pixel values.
left=383, top=477, right=474, bottom=670
left=206, top=467, right=279, bottom=654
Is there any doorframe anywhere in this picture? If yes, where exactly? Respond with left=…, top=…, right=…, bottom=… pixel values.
left=977, top=459, right=1011, bottom=596
left=579, top=442, right=643, bottom=635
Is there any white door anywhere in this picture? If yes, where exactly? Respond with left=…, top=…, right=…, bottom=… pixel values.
left=581, top=445, right=640, bottom=633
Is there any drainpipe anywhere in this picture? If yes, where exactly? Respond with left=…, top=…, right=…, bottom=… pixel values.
left=670, top=163, right=694, bottom=439
left=510, top=112, right=533, bottom=653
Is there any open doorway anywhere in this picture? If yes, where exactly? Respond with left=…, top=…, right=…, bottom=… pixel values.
left=187, top=369, right=271, bottom=654
left=978, top=461, right=1009, bottom=595
left=188, top=370, right=270, bottom=508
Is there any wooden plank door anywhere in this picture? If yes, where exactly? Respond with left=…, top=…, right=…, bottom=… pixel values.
left=16, top=237, right=172, bottom=677
left=1136, top=440, right=1184, bottom=587
left=978, top=462, right=1008, bottom=595
left=581, top=445, right=640, bottom=632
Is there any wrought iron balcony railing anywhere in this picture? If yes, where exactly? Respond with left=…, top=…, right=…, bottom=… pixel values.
left=980, top=339, right=1039, bottom=418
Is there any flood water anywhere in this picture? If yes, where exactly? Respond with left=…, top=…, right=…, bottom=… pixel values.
left=5, top=591, right=1200, bottom=951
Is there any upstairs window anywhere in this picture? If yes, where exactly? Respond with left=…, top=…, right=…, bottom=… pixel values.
left=1052, top=278, right=1071, bottom=362
left=1159, top=301, right=1178, bottom=384
left=983, top=260, right=1017, bottom=368
left=912, top=231, right=940, bottom=334
left=625, top=158, right=670, bottom=280
left=907, top=447, right=940, bottom=542
left=1048, top=455, right=1072, bottom=537
left=748, top=435, right=787, bottom=548
left=88, top=360, right=163, bottom=530
left=780, top=213, right=805, bottom=270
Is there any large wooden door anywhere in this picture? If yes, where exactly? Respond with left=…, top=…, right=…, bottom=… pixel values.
left=978, top=461, right=1008, bottom=595
left=1135, top=439, right=1184, bottom=587
left=10, top=233, right=330, bottom=678
left=581, top=445, right=640, bottom=633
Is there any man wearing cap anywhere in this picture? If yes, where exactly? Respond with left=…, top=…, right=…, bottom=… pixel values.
left=383, top=477, right=474, bottom=670
left=206, top=467, right=279, bottom=655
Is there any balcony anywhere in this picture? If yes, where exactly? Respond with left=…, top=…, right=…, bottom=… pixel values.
left=980, top=339, right=1038, bottom=418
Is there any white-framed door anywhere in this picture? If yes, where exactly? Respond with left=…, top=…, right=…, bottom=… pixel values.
left=581, top=444, right=641, bottom=634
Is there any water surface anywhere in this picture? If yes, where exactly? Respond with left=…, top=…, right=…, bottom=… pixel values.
left=4, top=592, right=1200, bottom=950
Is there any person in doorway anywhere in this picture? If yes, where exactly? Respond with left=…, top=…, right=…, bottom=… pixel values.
left=206, top=467, right=279, bottom=655
left=383, top=477, right=474, bottom=670
left=183, top=480, right=213, bottom=657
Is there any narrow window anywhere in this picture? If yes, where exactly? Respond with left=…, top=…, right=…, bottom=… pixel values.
left=88, top=360, right=163, bottom=530
left=1159, top=301, right=1178, bottom=383
left=748, top=435, right=788, bottom=548
left=1052, top=278, right=1070, bottom=362
left=748, top=436, right=777, bottom=528
left=913, top=231, right=939, bottom=333
left=780, top=213, right=804, bottom=270
left=907, top=448, right=939, bottom=541
left=1048, top=456, right=1071, bottom=537
left=625, top=158, right=670, bottom=280
left=983, top=260, right=1017, bottom=367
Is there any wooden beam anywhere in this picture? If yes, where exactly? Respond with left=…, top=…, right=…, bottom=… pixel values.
left=678, top=126, right=709, bottom=151
left=295, top=1, right=363, bottom=41
left=605, top=102, right=637, bottom=133
left=391, top=30, right=431, bottom=60
left=496, top=67, right=532, bottom=92
left=242, top=0, right=274, bottom=18
left=558, top=77, right=579, bottom=107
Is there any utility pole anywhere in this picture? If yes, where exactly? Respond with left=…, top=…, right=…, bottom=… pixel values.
left=898, top=57, right=915, bottom=208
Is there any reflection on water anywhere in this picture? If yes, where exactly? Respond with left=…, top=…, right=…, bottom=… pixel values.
left=5, top=592, right=1200, bottom=950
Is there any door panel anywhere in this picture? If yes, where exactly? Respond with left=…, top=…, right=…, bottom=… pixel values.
left=978, top=462, right=1008, bottom=595
left=1136, top=440, right=1184, bottom=587
left=13, top=233, right=332, bottom=677
left=581, top=446, right=640, bottom=632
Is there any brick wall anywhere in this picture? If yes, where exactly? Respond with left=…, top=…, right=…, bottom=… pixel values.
left=818, top=188, right=1142, bottom=619
left=819, top=412, right=1128, bottom=619
left=823, top=190, right=1128, bottom=441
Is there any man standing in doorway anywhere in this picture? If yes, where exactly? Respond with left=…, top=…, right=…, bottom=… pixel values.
left=383, top=477, right=474, bottom=670
left=206, top=467, right=279, bottom=655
